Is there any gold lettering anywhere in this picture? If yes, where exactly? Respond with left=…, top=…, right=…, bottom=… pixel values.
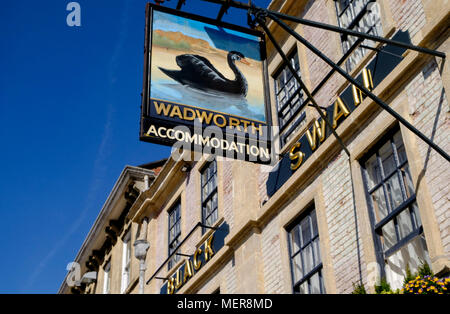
left=306, top=116, right=326, bottom=151
left=362, top=68, right=374, bottom=91
left=183, top=107, right=196, bottom=121
left=203, top=234, right=215, bottom=262
left=352, top=68, right=374, bottom=106
left=229, top=117, right=242, bottom=131
left=174, top=268, right=182, bottom=289
left=241, top=120, right=250, bottom=132
left=352, top=85, right=364, bottom=106
left=183, top=260, right=194, bottom=284
left=193, top=247, right=202, bottom=270
left=167, top=277, right=175, bottom=295
left=169, top=105, right=183, bottom=119
left=213, top=114, right=227, bottom=128
left=289, top=142, right=305, bottom=171
left=195, top=110, right=213, bottom=124
left=332, top=96, right=350, bottom=129
left=251, top=122, right=263, bottom=136
left=153, top=101, right=171, bottom=116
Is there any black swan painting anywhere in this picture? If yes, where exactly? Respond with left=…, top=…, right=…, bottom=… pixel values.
left=158, top=51, right=249, bottom=97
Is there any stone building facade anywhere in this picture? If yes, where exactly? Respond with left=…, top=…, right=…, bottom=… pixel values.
left=59, top=0, right=449, bottom=294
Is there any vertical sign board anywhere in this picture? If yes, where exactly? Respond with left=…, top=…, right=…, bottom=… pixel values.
left=140, top=4, right=272, bottom=163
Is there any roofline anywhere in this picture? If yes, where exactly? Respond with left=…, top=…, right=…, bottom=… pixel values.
left=58, top=165, right=156, bottom=294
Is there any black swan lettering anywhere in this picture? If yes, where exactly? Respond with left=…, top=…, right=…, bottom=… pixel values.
left=158, top=51, right=249, bottom=97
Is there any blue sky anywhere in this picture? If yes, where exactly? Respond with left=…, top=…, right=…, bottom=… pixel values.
left=0, top=0, right=271, bottom=294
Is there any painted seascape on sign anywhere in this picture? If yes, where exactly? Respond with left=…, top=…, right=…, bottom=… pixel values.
left=150, top=10, right=266, bottom=122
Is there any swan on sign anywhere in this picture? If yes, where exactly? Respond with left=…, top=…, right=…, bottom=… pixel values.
left=158, top=51, right=250, bottom=97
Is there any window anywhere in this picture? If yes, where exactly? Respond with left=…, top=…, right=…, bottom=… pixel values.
left=273, top=49, right=306, bottom=146
left=201, top=159, right=218, bottom=229
left=287, top=207, right=325, bottom=294
left=361, top=128, right=430, bottom=289
left=168, top=201, right=181, bottom=270
left=103, top=261, right=111, bottom=294
left=120, top=231, right=131, bottom=293
left=334, top=0, right=383, bottom=72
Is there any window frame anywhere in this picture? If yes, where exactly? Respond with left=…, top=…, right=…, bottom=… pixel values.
left=168, top=200, right=182, bottom=270
left=120, top=230, right=131, bottom=294
left=201, top=159, right=218, bottom=231
left=334, top=0, right=383, bottom=72
left=360, top=127, right=425, bottom=275
left=286, top=206, right=325, bottom=294
left=272, top=48, right=306, bottom=147
left=103, top=260, right=111, bottom=294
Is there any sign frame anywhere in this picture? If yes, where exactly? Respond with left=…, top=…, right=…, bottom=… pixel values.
left=140, top=3, right=273, bottom=163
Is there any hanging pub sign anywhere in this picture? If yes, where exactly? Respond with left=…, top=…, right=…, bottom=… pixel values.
left=140, top=4, right=272, bottom=163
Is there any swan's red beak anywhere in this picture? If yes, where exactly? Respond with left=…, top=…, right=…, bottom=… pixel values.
left=240, top=58, right=250, bottom=66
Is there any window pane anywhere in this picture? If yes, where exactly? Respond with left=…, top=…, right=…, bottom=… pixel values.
left=274, top=50, right=303, bottom=136
left=393, top=131, right=407, bottom=164
left=371, top=186, right=388, bottom=222
left=381, top=220, right=397, bottom=250
left=292, top=253, right=303, bottom=283
left=300, top=217, right=312, bottom=246
left=299, top=281, right=309, bottom=294
left=401, top=164, right=415, bottom=198
left=169, top=212, right=174, bottom=226
left=397, top=209, right=413, bottom=240
left=126, top=241, right=131, bottom=262
left=202, top=170, right=208, bottom=186
left=175, top=221, right=181, bottom=235
left=385, top=235, right=430, bottom=291
left=205, top=200, right=211, bottom=216
left=289, top=209, right=322, bottom=294
left=302, top=244, right=314, bottom=275
left=289, top=226, right=301, bottom=254
left=310, top=272, right=321, bottom=294
left=379, top=141, right=396, bottom=177
left=365, top=155, right=381, bottom=189
left=411, top=202, right=422, bottom=228
left=212, top=160, right=217, bottom=174
left=313, top=238, right=321, bottom=265
left=311, top=210, right=318, bottom=237
left=385, top=174, right=404, bottom=209
left=206, top=214, right=212, bottom=227
left=202, top=183, right=209, bottom=200
left=212, top=193, right=218, bottom=210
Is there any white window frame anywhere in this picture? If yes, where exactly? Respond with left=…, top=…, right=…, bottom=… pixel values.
left=120, top=230, right=131, bottom=294
left=103, top=260, right=111, bottom=294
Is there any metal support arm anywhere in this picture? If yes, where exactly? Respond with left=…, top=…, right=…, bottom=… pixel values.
left=201, top=0, right=445, bottom=58
left=255, top=12, right=350, bottom=157
left=266, top=12, right=449, bottom=163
